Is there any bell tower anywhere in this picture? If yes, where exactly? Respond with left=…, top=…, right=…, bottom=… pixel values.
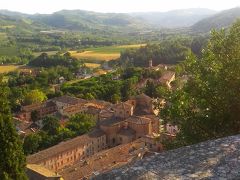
left=149, top=59, right=153, bottom=68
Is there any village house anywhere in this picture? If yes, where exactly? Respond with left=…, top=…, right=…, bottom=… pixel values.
left=159, top=71, right=176, bottom=89
left=26, top=164, right=63, bottom=180
left=27, top=129, right=107, bottom=172
left=26, top=94, right=164, bottom=179
left=15, top=119, right=39, bottom=137
left=51, top=95, right=87, bottom=117
left=59, top=140, right=147, bottom=180
left=17, top=95, right=112, bottom=123
left=18, top=101, right=57, bottom=122
left=27, top=140, right=147, bottom=180
left=97, top=94, right=160, bottom=148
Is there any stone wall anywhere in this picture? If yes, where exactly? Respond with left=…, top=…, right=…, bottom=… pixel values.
left=93, top=134, right=240, bottom=180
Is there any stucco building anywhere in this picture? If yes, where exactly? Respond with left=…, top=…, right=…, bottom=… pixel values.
left=27, top=129, right=107, bottom=172
left=27, top=94, right=161, bottom=179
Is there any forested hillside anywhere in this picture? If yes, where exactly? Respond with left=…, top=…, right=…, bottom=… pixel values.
left=191, top=7, right=240, bottom=33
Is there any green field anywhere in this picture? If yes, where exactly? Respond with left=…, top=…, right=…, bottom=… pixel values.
left=33, top=51, right=59, bottom=57
left=0, top=47, right=19, bottom=56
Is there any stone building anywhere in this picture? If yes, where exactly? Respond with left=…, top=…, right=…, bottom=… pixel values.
left=18, top=96, right=111, bottom=122
left=60, top=140, right=147, bottom=180
left=98, top=94, right=160, bottom=148
left=52, top=95, right=87, bottom=117
left=27, top=129, right=107, bottom=172
left=26, top=94, right=161, bottom=179
left=159, top=71, right=176, bottom=89
left=18, top=101, right=57, bottom=122
left=26, top=164, right=63, bottom=180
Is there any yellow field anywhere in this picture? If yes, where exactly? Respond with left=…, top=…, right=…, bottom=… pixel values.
left=116, top=44, right=146, bottom=48
left=0, top=25, right=16, bottom=29
left=70, top=51, right=120, bottom=61
left=70, top=44, right=146, bottom=61
left=84, top=63, right=101, bottom=68
left=93, top=69, right=108, bottom=76
left=0, top=65, right=20, bottom=73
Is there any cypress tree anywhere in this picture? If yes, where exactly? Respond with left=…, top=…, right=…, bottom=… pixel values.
left=0, top=84, right=27, bottom=180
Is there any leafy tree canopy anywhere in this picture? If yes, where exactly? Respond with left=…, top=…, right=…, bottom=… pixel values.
left=162, top=20, right=240, bottom=148
left=24, top=89, right=47, bottom=105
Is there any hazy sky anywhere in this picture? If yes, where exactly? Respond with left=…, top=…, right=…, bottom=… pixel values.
left=1, top=0, right=240, bottom=14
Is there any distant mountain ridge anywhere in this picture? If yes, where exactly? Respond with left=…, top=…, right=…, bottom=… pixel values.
left=131, top=8, right=216, bottom=28
left=29, top=10, right=148, bottom=31
left=0, top=8, right=240, bottom=34
left=0, top=8, right=217, bottom=32
left=191, top=7, right=240, bottom=33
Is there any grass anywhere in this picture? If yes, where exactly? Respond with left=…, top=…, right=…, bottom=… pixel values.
left=0, top=65, right=21, bottom=73
left=33, top=51, right=58, bottom=57
left=0, top=46, right=19, bottom=56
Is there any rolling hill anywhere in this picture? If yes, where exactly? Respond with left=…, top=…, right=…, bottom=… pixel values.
left=191, top=7, right=240, bottom=33
left=0, top=8, right=218, bottom=33
left=130, top=8, right=216, bottom=28
left=29, top=10, right=149, bottom=32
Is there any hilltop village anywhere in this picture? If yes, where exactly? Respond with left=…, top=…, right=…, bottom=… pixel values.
left=16, top=62, right=178, bottom=180
left=26, top=94, right=176, bottom=179
left=1, top=6, right=240, bottom=180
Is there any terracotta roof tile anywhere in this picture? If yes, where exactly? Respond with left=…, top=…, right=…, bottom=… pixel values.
left=27, top=129, right=105, bottom=164
left=60, top=140, right=146, bottom=180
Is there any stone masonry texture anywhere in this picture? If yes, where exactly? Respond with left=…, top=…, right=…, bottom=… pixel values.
left=93, top=134, right=240, bottom=180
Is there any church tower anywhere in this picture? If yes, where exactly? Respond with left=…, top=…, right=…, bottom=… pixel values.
left=149, top=59, right=153, bottom=68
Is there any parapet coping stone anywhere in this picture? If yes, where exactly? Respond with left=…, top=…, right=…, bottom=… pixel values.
left=93, top=134, right=240, bottom=180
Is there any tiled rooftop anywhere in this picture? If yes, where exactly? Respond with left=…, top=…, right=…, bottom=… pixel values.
left=99, top=117, right=123, bottom=126
left=52, top=95, right=87, bottom=105
left=94, top=134, right=240, bottom=180
left=118, top=128, right=136, bottom=136
left=59, top=140, right=147, bottom=180
left=159, top=71, right=175, bottom=82
left=126, top=116, right=151, bottom=125
left=27, top=164, right=61, bottom=178
left=27, top=129, right=105, bottom=164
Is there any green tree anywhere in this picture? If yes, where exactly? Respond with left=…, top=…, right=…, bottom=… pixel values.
left=31, top=110, right=39, bottom=122
left=66, top=113, right=96, bottom=135
left=0, top=83, right=27, bottom=180
left=85, top=93, right=95, bottom=100
left=162, top=20, right=240, bottom=147
left=111, top=93, right=121, bottom=104
left=42, top=116, right=60, bottom=136
left=145, top=80, right=156, bottom=97
left=24, top=89, right=47, bottom=105
left=23, top=133, right=42, bottom=155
